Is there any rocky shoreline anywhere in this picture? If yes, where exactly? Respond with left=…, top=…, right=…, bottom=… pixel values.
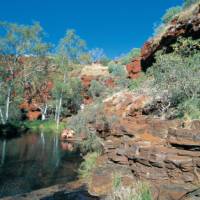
left=86, top=92, right=200, bottom=200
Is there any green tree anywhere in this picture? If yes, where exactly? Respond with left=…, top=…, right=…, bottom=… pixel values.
left=162, top=6, right=182, bottom=24
left=148, top=49, right=200, bottom=119
left=118, top=48, right=140, bottom=65
left=0, top=21, right=50, bottom=123
left=53, top=29, right=86, bottom=128
left=89, top=48, right=106, bottom=63
left=88, top=80, right=105, bottom=99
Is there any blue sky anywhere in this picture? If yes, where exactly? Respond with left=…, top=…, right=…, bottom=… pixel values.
left=0, top=0, right=183, bottom=58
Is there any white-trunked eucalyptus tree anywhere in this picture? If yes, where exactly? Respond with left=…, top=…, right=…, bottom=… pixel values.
left=0, top=21, right=50, bottom=124
left=53, top=29, right=87, bottom=129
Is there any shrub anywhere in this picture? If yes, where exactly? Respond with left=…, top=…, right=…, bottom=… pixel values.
left=183, top=0, right=200, bottom=8
left=108, top=62, right=129, bottom=88
left=68, top=103, right=112, bottom=153
left=63, top=77, right=83, bottom=114
left=78, top=152, right=99, bottom=179
left=112, top=173, right=122, bottom=190
left=119, top=48, right=141, bottom=65
left=178, top=98, right=200, bottom=120
left=80, top=131, right=103, bottom=154
left=24, top=120, right=65, bottom=133
left=88, top=80, right=106, bottom=99
left=148, top=52, right=200, bottom=104
left=162, top=6, right=182, bottom=24
left=128, top=73, right=146, bottom=91
left=148, top=46, right=200, bottom=119
left=172, top=37, right=200, bottom=57
left=153, top=23, right=165, bottom=37
left=105, top=182, right=152, bottom=200
left=99, top=56, right=111, bottom=66
left=108, top=62, right=125, bottom=76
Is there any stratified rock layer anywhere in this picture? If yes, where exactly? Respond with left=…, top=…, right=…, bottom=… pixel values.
left=90, top=91, right=200, bottom=199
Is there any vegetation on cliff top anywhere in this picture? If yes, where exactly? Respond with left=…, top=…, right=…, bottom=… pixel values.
left=0, top=0, right=199, bottom=143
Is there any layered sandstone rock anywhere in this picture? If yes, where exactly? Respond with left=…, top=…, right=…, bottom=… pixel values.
left=90, top=91, right=200, bottom=199
left=80, top=63, right=114, bottom=104
left=80, top=63, right=110, bottom=89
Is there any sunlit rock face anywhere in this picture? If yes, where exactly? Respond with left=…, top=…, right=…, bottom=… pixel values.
left=88, top=91, right=200, bottom=199
left=126, top=57, right=142, bottom=79
left=60, top=129, right=75, bottom=140
left=19, top=80, right=53, bottom=121
left=141, top=3, right=200, bottom=69
left=80, top=63, right=109, bottom=88
left=126, top=3, right=200, bottom=76
left=80, top=63, right=115, bottom=104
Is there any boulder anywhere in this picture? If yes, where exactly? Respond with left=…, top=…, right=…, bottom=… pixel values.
left=126, top=57, right=142, bottom=79
left=60, top=129, right=75, bottom=140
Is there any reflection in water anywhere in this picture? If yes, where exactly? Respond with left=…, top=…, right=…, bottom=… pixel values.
left=1, top=140, right=6, bottom=165
left=61, top=141, right=74, bottom=152
left=0, top=132, right=81, bottom=198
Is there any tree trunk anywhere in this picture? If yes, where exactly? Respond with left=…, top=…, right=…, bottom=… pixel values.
left=5, top=86, right=11, bottom=121
left=56, top=95, right=62, bottom=130
left=56, top=71, right=67, bottom=130
left=0, top=108, right=5, bottom=125
left=41, top=104, right=48, bottom=121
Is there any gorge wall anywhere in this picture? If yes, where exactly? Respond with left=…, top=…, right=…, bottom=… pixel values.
left=126, top=3, right=200, bottom=78
left=89, top=91, right=200, bottom=200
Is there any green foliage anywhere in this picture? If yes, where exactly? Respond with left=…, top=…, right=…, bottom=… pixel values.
left=108, top=62, right=126, bottom=77
left=148, top=37, right=200, bottom=119
left=119, top=48, right=140, bottom=65
left=79, top=53, right=92, bottom=64
left=162, top=6, right=182, bottom=24
left=138, top=183, right=153, bottom=200
left=108, top=62, right=129, bottom=88
left=57, top=29, right=87, bottom=64
left=128, top=73, right=146, bottom=91
left=0, top=21, right=50, bottom=56
left=106, top=182, right=152, bottom=200
left=112, top=173, right=122, bottom=190
left=68, top=103, right=115, bottom=153
left=178, top=98, right=200, bottom=120
left=172, top=37, right=200, bottom=57
left=99, top=56, right=111, bottom=66
left=0, top=21, right=50, bottom=124
left=24, top=120, right=65, bottom=133
left=68, top=104, right=103, bottom=153
left=183, top=0, right=200, bottom=8
left=80, top=132, right=103, bottom=154
left=64, top=77, right=83, bottom=114
left=148, top=52, right=200, bottom=103
left=78, top=152, right=99, bottom=179
left=53, top=29, right=87, bottom=128
left=89, top=48, right=107, bottom=63
left=153, top=23, right=165, bottom=37
left=52, top=77, right=83, bottom=116
left=88, top=80, right=106, bottom=99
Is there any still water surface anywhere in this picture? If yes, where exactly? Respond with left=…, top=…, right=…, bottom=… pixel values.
left=0, top=131, right=82, bottom=198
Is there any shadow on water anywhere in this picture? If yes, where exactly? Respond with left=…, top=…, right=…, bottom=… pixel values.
left=41, top=189, right=100, bottom=200
left=0, top=130, right=95, bottom=199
